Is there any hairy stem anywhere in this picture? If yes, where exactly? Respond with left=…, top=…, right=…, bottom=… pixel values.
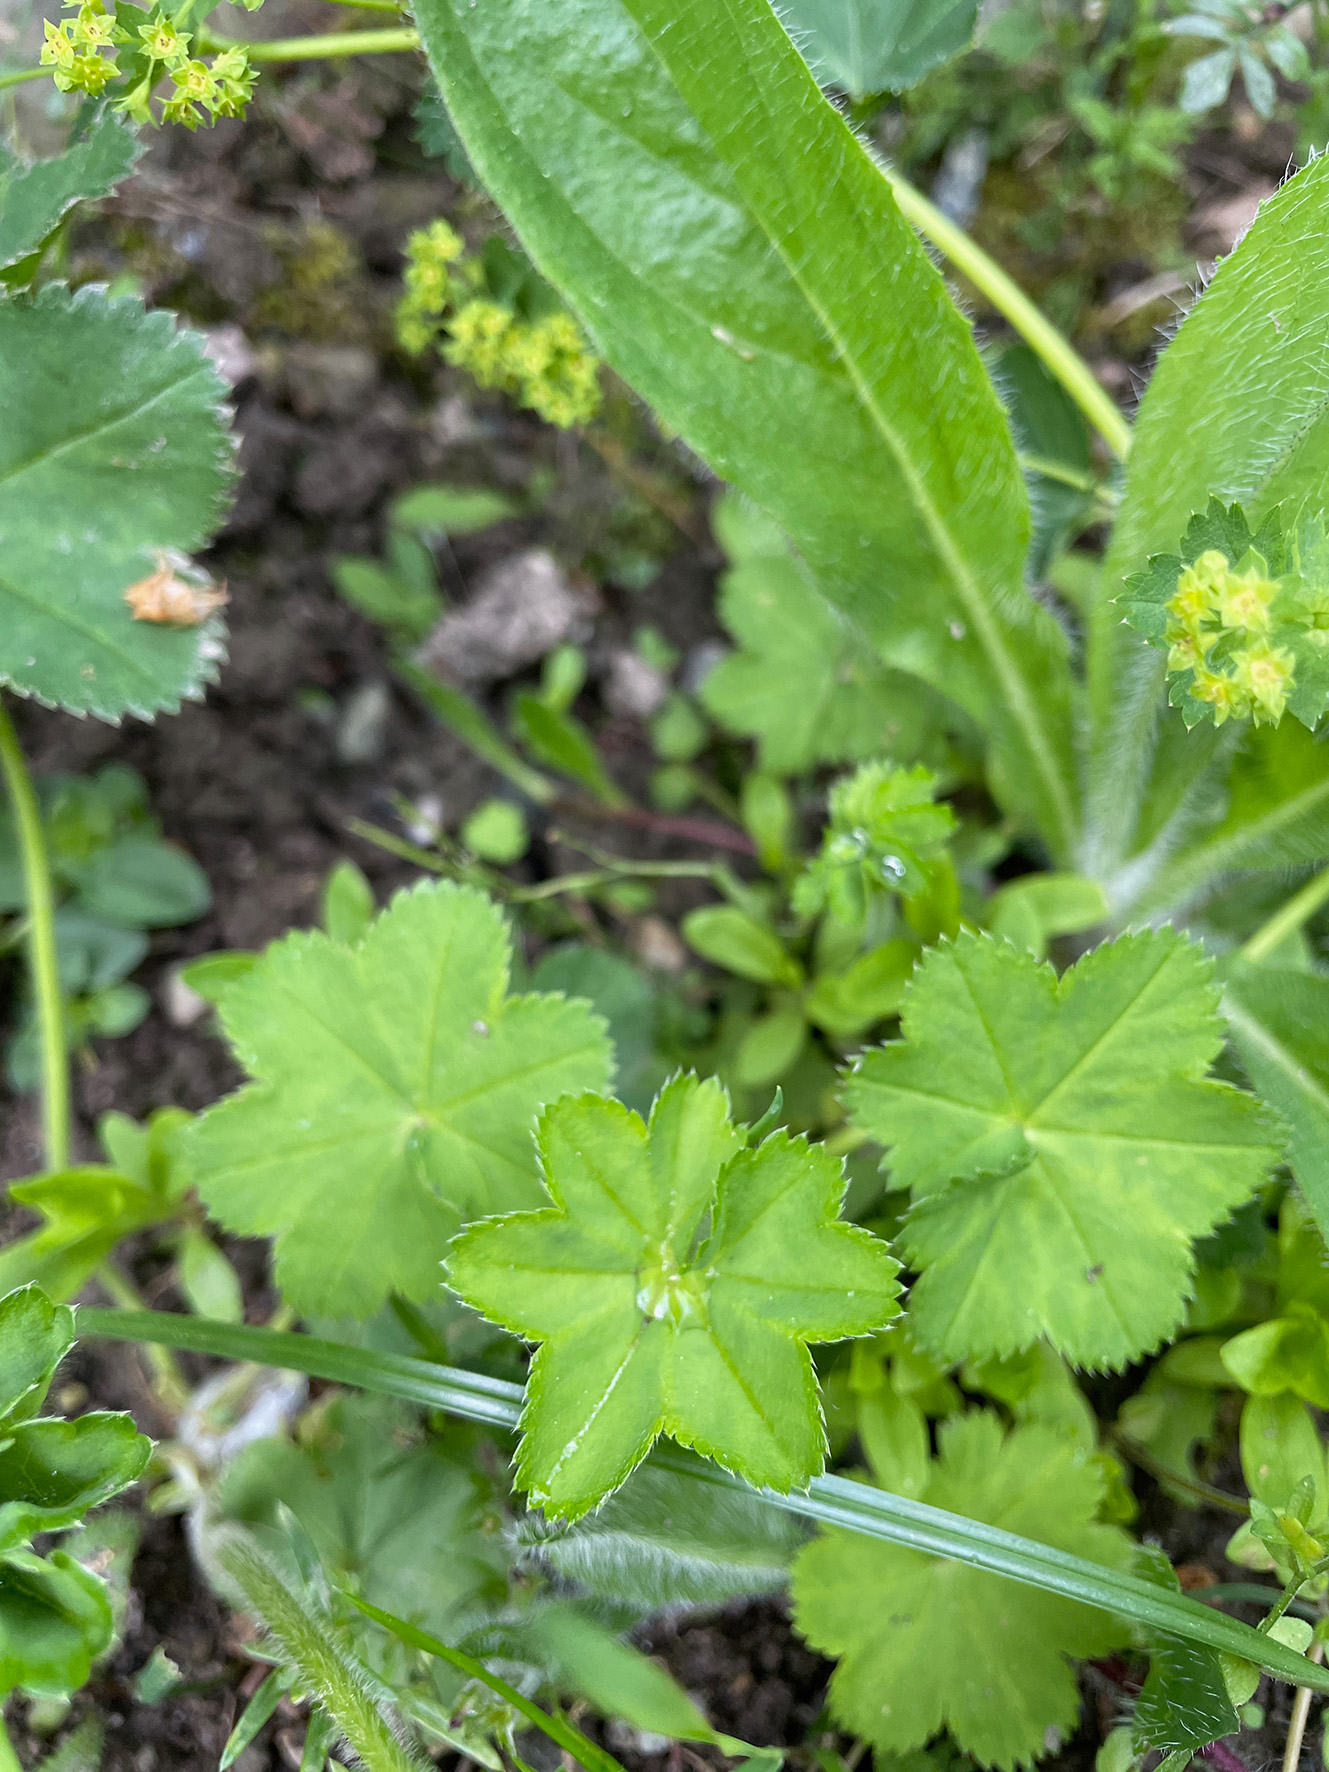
left=1241, top=866, right=1329, bottom=964
left=880, top=166, right=1132, bottom=461
left=0, top=697, right=68, bottom=1171
left=218, top=1538, right=423, bottom=1772
left=1282, top=1637, right=1325, bottom=1772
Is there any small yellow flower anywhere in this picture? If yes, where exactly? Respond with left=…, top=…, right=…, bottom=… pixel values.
left=1168, top=550, right=1229, bottom=628
left=40, top=20, right=78, bottom=73
left=1165, top=627, right=1213, bottom=674
left=1215, top=564, right=1279, bottom=635
left=72, top=4, right=117, bottom=49
left=138, top=17, right=189, bottom=64
left=1191, top=664, right=1251, bottom=725
left=1231, top=640, right=1295, bottom=724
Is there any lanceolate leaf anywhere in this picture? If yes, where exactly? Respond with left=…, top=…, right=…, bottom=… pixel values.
left=414, top=0, right=1079, bottom=856
left=76, top=1306, right=1329, bottom=1696
left=1086, top=156, right=1329, bottom=881
left=845, top=930, right=1278, bottom=1367
left=0, top=114, right=141, bottom=275
left=0, top=284, right=233, bottom=720
left=1223, top=961, right=1329, bottom=1236
left=447, top=1076, right=901, bottom=1517
left=190, top=882, right=613, bottom=1319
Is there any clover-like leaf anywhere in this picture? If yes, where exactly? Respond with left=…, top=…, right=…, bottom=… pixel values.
left=190, top=882, right=614, bottom=1319
left=447, top=1075, right=901, bottom=1520
left=844, top=930, right=1278, bottom=1368
left=791, top=1412, right=1131, bottom=1771
left=1117, top=497, right=1329, bottom=731
left=0, top=113, right=140, bottom=275
left=0, top=283, right=234, bottom=720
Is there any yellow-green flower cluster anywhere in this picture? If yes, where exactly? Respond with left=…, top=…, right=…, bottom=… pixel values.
left=41, top=0, right=255, bottom=125
left=394, top=220, right=467, bottom=354
left=444, top=301, right=602, bottom=429
left=1164, top=548, right=1295, bottom=725
left=41, top=2, right=119, bottom=95
left=394, top=222, right=602, bottom=430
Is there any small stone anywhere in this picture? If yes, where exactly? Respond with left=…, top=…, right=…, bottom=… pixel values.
left=631, top=914, right=687, bottom=974
left=335, top=679, right=392, bottom=764
left=603, top=647, right=669, bottom=718
left=415, top=549, right=597, bottom=685
left=163, top=968, right=209, bottom=1029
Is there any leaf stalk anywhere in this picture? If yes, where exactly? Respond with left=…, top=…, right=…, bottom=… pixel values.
left=1240, top=866, right=1329, bottom=964
left=0, top=696, right=69, bottom=1171
left=199, top=25, right=420, bottom=59
left=880, top=165, right=1132, bottom=462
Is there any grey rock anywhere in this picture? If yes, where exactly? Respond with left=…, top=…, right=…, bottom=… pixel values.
left=416, top=549, right=596, bottom=685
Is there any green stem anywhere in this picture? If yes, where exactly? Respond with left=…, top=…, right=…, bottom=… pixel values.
left=200, top=25, right=419, bottom=59
left=0, top=698, right=68, bottom=1172
left=1241, top=866, right=1329, bottom=964
left=0, top=65, right=46, bottom=89
left=881, top=165, right=1132, bottom=462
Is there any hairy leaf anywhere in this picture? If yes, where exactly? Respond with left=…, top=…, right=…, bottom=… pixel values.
left=792, top=1413, right=1131, bottom=1770
left=414, top=0, right=1078, bottom=855
left=783, top=0, right=979, bottom=98
left=518, top=1452, right=807, bottom=1609
left=0, top=284, right=234, bottom=719
left=190, top=882, right=613, bottom=1318
left=447, top=1075, right=901, bottom=1517
left=699, top=495, right=946, bottom=775
left=0, top=115, right=140, bottom=275
left=845, top=930, right=1277, bottom=1367
left=1086, top=154, right=1329, bottom=877
left=1223, top=960, right=1329, bottom=1236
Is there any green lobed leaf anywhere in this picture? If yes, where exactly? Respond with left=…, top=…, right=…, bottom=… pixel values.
left=446, top=1075, right=901, bottom=1517
left=792, top=1412, right=1132, bottom=1770
left=413, top=0, right=1078, bottom=856
left=190, top=881, right=613, bottom=1318
left=0, top=114, right=141, bottom=276
left=212, top=1394, right=507, bottom=1641
left=0, top=1548, right=115, bottom=1700
left=844, top=929, right=1279, bottom=1367
left=0, top=1414, right=152, bottom=1553
left=0, top=1285, right=75, bottom=1427
left=1086, top=153, right=1329, bottom=879
left=793, top=761, right=955, bottom=921
left=75, top=1305, right=1329, bottom=1697
left=699, top=495, right=947, bottom=776
left=782, top=0, right=979, bottom=98
left=0, top=283, right=234, bottom=720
